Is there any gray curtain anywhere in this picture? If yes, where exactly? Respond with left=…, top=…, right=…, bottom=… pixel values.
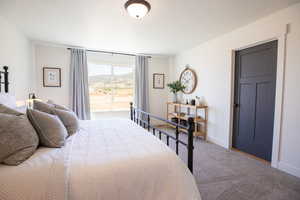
left=134, top=56, right=149, bottom=113
left=70, top=49, right=91, bottom=120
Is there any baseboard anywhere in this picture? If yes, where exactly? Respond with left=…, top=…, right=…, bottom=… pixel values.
left=207, top=135, right=228, bottom=149
left=278, top=161, right=300, bottom=178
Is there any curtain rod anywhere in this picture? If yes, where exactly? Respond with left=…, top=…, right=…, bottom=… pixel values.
left=67, top=48, right=152, bottom=58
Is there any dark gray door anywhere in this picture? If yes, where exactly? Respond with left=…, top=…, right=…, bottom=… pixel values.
left=233, top=40, right=278, bottom=162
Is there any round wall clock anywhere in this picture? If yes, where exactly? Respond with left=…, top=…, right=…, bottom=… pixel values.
left=179, top=66, right=197, bottom=94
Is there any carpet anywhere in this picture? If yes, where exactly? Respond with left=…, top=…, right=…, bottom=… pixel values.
left=157, top=127, right=300, bottom=200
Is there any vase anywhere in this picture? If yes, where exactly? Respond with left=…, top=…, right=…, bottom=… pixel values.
left=173, top=93, right=178, bottom=103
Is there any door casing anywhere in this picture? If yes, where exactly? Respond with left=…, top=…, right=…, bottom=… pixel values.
left=228, top=25, right=288, bottom=169
left=232, top=40, right=278, bottom=162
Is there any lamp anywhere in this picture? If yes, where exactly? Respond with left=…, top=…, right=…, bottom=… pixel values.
left=124, top=0, right=151, bottom=19
left=29, top=93, right=36, bottom=100
left=27, top=93, right=41, bottom=109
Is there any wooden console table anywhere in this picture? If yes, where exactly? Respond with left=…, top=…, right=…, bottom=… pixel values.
left=167, top=102, right=208, bottom=140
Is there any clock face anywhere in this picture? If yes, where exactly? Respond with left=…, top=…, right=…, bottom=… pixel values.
left=180, top=68, right=197, bottom=94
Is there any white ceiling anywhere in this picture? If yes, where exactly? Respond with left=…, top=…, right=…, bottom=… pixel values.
left=0, top=0, right=299, bottom=55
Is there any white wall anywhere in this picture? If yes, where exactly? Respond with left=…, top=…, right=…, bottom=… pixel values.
left=34, top=43, right=171, bottom=121
left=170, top=3, right=300, bottom=177
left=0, top=16, right=33, bottom=101
left=34, top=44, right=70, bottom=106
left=148, top=57, right=171, bottom=124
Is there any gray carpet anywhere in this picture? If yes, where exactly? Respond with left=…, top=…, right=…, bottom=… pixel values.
left=156, top=127, right=300, bottom=200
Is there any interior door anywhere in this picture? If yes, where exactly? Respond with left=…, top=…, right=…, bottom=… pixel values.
left=233, top=40, right=278, bottom=162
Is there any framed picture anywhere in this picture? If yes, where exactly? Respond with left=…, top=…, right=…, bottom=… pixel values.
left=153, top=73, right=165, bottom=89
left=43, top=67, right=61, bottom=87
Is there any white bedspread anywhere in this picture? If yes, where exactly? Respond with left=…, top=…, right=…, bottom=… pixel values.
left=0, top=119, right=201, bottom=200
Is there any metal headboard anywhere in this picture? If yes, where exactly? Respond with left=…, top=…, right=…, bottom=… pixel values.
left=0, top=66, right=9, bottom=93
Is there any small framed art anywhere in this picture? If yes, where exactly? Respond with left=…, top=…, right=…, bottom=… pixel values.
left=153, top=73, right=165, bottom=89
left=43, top=67, right=61, bottom=87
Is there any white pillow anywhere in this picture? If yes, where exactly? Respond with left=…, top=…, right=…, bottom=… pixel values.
left=0, top=94, right=17, bottom=108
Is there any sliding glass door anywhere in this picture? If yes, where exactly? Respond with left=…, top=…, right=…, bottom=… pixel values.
left=87, top=53, right=134, bottom=119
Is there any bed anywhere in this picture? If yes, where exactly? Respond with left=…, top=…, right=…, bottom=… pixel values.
left=0, top=66, right=201, bottom=200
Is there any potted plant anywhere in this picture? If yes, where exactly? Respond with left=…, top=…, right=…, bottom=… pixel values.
left=167, top=80, right=186, bottom=103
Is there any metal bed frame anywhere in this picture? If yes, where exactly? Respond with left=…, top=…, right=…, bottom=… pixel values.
left=0, top=66, right=9, bottom=93
left=130, top=102, right=194, bottom=173
left=0, top=67, right=195, bottom=172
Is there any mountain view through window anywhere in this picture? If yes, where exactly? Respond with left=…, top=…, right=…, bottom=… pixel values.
left=87, top=53, right=134, bottom=119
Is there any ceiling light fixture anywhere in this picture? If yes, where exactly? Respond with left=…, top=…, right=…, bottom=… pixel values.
left=124, top=0, right=151, bottom=19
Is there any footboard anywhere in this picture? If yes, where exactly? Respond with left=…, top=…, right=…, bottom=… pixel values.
left=130, top=102, right=194, bottom=173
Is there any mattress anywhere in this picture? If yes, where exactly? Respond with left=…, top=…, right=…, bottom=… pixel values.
left=0, top=119, right=201, bottom=200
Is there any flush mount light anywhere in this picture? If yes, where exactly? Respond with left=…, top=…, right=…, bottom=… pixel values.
left=124, top=0, right=151, bottom=19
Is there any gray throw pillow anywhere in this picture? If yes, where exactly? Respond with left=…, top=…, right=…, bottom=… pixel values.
left=53, top=108, right=79, bottom=136
left=54, top=104, right=69, bottom=111
left=36, top=100, right=79, bottom=136
left=27, top=109, right=68, bottom=148
left=0, top=113, right=39, bottom=166
left=47, top=100, right=70, bottom=111
left=35, top=100, right=71, bottom=113
left=0, top=104, right=23, bottom=116
left=34, top=100, right=79, bottom=136
left=46, top=99, right=55, bottom=105
left=33, top=100, right=54, bottom=114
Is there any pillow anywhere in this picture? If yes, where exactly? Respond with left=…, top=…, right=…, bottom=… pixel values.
left=33, top=100, right=54, bottom=114
left=47, top=100, right=69, bottom=111
left=0, top=94, right=17, bottom=108
left=54, top=104, right=69, bottom=111
left=46, top=99, right=55, bottom=104
left=34, top=101, right=79, bottom=135
left=34, top=100, right=70, bottom=113
left=0, top=113, right=39, bottom=166
left=0, top=104, right=23, bottom=116
left=27, top=109, right=68, bottom=148
left=53, top=108, right=79, bottom=136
